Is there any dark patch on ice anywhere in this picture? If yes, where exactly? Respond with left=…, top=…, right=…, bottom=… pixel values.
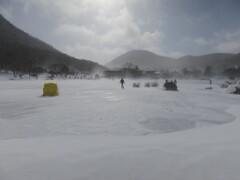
left=140, top=114, right=235, bottom=134
left=195, top=117, right=234, bottom=127
left=140, top=118, right=196, bottom=134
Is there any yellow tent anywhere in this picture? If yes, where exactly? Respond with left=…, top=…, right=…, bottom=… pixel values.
left=43, top=82, right=59, bottom=96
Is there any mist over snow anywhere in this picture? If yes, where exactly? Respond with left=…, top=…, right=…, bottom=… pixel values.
left=0, top=78, right=240, bottom=180
left=1, top=0, right=240, bottom=179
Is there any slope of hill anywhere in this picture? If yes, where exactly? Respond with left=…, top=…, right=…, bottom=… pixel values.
left=176, top=53, right=236, bottom=71
left=106, top=50, right=174, bottom=69
left=221, top=53, right=240, bottom=68
left=107, top=50, right=238, bottom=72
left=0, top=14, right=106, bottom=74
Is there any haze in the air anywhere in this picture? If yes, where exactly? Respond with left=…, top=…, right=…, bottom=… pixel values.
left=0, top=0, right=240, bottom=64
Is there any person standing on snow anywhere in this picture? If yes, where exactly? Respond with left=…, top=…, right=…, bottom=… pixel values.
left=120, top=78, right=125, bottom=89
left=174, top=79, right=177, bottom=84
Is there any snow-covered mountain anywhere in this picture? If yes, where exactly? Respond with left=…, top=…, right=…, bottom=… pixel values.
left=106, top=50, right=238, bottom=71
left=175, top=53, right=237, bottom=71
left=0, top=14, right=106, bottom=73
left=106, top=50, right=175, bottom=70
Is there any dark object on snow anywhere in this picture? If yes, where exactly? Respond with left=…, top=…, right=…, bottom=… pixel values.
left=151, top=82, right=159, bottom=87
left=133, top=82, right=140, bottom=88
left=221, top=81, right=231, bottom=88
left=163, top=81, right=178, bottom=91
left=174, top=79, right=177, bottom=84
left=233, top=87, right=240, bottom=94
left=120, top=78, right=125, bottom=89
left=205, top=87, right=213, bottom=90
left=144, top=82, right=151, bottom=87
left=209, top=79, right=212, bottom=85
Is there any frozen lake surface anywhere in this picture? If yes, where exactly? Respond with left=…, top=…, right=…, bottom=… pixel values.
left=0, top=79, right=240, bottom=180
left=0, top=79, right=236, bottom=137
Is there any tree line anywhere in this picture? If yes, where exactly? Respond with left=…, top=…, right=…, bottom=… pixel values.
left=120, top=63, right=240, bottom=79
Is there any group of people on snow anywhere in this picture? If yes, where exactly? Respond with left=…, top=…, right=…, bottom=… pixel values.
left=163, top=79, right=178, bottom=91
left=120, top=78, right=178, bottom=91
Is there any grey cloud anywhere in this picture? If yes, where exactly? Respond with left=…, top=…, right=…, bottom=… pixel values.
left=1, top=0, right=240, bottom=64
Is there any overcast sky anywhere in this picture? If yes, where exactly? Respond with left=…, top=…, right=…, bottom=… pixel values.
left=0, top=0, right=240, bottom=64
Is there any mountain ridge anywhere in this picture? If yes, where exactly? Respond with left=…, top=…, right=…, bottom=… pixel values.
left=0, top=14, right=106, bottom=75
left=106, top=50, right=174, bottom=69
left=106, top=50, right=239, bottom=71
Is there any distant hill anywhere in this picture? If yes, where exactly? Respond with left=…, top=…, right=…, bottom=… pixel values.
left=0, top=14, right=106, bottom=75
left=106, top=50, right=174, bottom=70
left=221, top=53, right=240, bottom=67
left=175, top=53, right=236, bottom=71
left=107, top=50, right=239, bottom=72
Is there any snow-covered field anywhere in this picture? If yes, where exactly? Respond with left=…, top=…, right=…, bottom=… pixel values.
left=0, top=78, right=240, bottom=180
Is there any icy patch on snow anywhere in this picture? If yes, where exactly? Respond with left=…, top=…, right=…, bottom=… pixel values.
left=139, top=108, right=234, bottom=134
left=140, top=117, right=195, bottom=133
left=0, top=79, right=237, bottom=139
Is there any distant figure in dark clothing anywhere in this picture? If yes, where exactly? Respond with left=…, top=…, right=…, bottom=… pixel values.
left=174, top=79, right=177, bottom=84
left=209, top=79, right=212, bottom=85
left=234, top=87, right=240, bottom=94
left=120, top=78, right=125, bottom=89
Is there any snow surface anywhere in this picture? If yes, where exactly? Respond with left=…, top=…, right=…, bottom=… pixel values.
left=0, top=78, right=240, bottom=180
